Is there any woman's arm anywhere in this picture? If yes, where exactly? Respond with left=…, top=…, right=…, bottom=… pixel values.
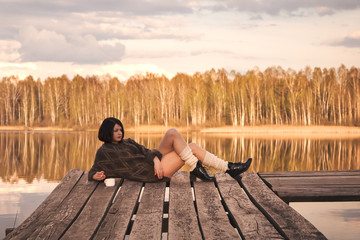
left=153, top=156, right=163, bottom=179
left=88, top=147, right=106, bottom=181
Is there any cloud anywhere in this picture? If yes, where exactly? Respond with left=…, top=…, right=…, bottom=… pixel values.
left=0, top=40, right=21, bottom=62
left=0, top=0, right=193, bottom=17
left=331, top=31, right=360, bottom=48
left=249, top=14, right=263, bottom=20
left=16, top=26, right=125, bottom=64
left=208, top=0, right=360, bottom=16
left=315, top=7, right=335, bottom=16
left=0, top=1, right=198, bottom=64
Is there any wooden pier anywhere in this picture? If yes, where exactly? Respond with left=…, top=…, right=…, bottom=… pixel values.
left=5, top=170, right=360, bottom=240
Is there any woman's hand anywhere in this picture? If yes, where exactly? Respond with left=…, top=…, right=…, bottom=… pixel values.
left=153, top=156, right=164, bottom=179
left=93, top=171, right=106, bottom=181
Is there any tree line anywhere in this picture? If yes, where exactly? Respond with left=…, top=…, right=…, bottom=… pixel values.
left=0, top=65, right=359, bottom=127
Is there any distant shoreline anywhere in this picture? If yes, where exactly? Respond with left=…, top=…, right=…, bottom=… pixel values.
left=1, top=125, right=360, bottom=137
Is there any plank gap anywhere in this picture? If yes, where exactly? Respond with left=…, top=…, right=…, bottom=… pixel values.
left=238, top=177, right=289, bottom=240
left=58, top=181, right=100, bottom=239
left=162, top=184, right=170, bottom=235
left=190, top=179, right=205, bottom=240
left=138, top=186, right=145, bottom=202
left=89, top=179, right=124, bottom=239
left=161, top=232, right=168, bottom=240
left=164, top=187, right=170, bottom=202
left=124, top=183, right=144, bottom=236
left=213, top=179, right=244, bottom=239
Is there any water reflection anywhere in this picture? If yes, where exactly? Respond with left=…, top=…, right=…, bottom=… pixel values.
left=0, top=132, right=101, bottom=183
left=290, top=202, right=360, bottom=240
left=0, top=131, right=359, bottom=183
left=0, top=179, right=58, bottom=239
left=0, top=131, right=359, bottom=239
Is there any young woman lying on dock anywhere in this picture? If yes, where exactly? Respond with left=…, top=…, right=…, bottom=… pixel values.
left=89, top=117, right=252, bottom=183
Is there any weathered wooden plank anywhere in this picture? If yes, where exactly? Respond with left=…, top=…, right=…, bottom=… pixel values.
left=27, top=172, right=98, bottom=240
left=194, top=180, right=239, bottom=239
left=259, top=170, right=360, bottom=178
left=168, top=172, right=202, bottom=240
left=262, top=176, right=360, bottom=186
left=129, top=182, right=166, bottom=240
left=4, top=169, right=84, bottom=240
left=241, top=172, right=327, bottom=240
left=215, top=173, right=284, bottom=240
left=275, top=189, right=360, bottom=202
left=260, top=172, right=360, bottom=202
left=93, top=179, right=143, bottom=240
left=61, top=178, right=122, bottom=239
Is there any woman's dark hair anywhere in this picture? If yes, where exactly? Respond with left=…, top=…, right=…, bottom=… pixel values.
left=98, top=117, right=125, bottom=143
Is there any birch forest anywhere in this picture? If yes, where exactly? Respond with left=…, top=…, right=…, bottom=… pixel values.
left=0, top=65, right=359, bottom=127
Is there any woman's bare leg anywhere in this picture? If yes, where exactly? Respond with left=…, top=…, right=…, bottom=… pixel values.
left=158, top=130, right=251, bottom=178
left=157, top=128, right=188, bottom=155
left=157, top=128, right=206, bottom=157
left=161, top=151, right=185, bottom=178
left=160, top=144, right=214, bottom=178
left=157, top=129, right=208, bottom=178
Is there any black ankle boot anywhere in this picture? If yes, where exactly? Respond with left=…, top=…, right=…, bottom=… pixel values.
left=226, top=158, right=252, bottom=178
left=190, top=161, right=215, bottom=181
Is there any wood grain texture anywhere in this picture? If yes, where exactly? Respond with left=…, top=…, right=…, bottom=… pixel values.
left=259, top=170, right=360, bottom=202
left=216, top=173, right=283, bottom=240
left=61, top=178, right=122, bottom=239
left=27, top=172, right=98, bottom=240
left=194, top=180, right=239, bottom=239
left=4, top=169, right=84, bottom=240
left=259, top=170, right=360, bottom=177
left=9, top=169, right=356, bottom=239
left=168, top=172, right=202, bottom=240
left=241, top=172, right=327, bottom=240
left=92, top=179, right=143, bottom=240
left=129, top=182, right=166, bottom=240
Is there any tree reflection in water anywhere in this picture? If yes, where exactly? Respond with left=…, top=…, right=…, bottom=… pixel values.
left=0, top=131, right=359, bottom=183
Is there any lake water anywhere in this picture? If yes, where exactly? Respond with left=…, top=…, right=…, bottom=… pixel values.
left=0, top=131, right=359, bottom=239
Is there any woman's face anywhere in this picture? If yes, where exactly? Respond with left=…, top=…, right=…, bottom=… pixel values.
left=112, top=124, right=123, bottom=143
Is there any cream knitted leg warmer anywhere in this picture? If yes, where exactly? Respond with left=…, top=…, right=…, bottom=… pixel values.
left=203, top=151, right=229, bottom=173
left=179, top=145, right=199, bottom=171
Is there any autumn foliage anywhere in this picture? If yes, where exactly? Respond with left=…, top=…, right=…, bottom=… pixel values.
left=0, top=65, right=359, bottom=127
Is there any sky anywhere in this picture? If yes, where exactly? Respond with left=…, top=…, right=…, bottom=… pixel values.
left=0, top=0, right=359, bottom=81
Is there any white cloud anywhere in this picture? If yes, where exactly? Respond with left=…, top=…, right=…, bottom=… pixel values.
left=331, top=31, right=360, bottom=48
left=315, top=7, right=335, bottom=16
left=0, top=0, right=193, bottom=17
left=209, top=0, right=360, bottom=16
left=0, top=40, right=21, bottom=62
left=0, top=0, right=359, bottom=80
left=16, top=26, right=125, bottom=64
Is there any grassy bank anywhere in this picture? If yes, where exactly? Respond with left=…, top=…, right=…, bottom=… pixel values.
left=201, top=125, right=360, bottom=139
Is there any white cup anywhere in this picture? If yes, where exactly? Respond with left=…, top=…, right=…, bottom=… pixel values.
left=104, top=178, right=115, bottom=187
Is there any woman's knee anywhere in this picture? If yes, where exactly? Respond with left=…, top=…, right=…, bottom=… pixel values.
left=189, top=142, right=200, bottom=153
left=166, top=128, right=180, bottom=138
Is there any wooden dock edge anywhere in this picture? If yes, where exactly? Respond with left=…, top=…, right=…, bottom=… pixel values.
left=259, top=170, right=360, bottom=202
left=240, top=172, right=327, bottom=239
left=6, top=169, right=358, bottom=239
left=5, top=169, right=85, bottom=239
